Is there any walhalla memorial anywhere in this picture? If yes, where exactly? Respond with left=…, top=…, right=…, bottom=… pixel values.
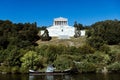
left=41, top=17, right=85, bottom=39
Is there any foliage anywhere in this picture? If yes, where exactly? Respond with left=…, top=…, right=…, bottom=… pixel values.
left=76, top=61, right=96, bottom=73
left=107, top=62, right=120, bottom=72
left=87, top=20, right=120, bottom=46
left=41, top=29, right=51, bottom=41
left=0, top=66, right=11, bottom=73
left=38, top=45, right=57, bottom=63
left=0, top=19, right=120, bottom=73
left=11, top=66, right=20, bottom=73
left=0, top=20, right=40, bottom=49
left=54, top=54, right=74, bottom=70
left=0, top=20, right=40, bottom=73
left=87, top=36, right=105, bottom=50
left=74, top=21, right=84, bottom=38
left=99, top=44, right=111, bottom=54
left=74, top=21, right=84, bottom=30
left=21, top=51, right=44, bottom=70
left=115, top=53, right=120, bottom=62
left=86, top=52, right=110, bottom=67
left=78, top=44, right=95, bottom=54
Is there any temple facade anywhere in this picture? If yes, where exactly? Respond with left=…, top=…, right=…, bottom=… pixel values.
left=47, top=17, right=75, bottom=39
left=53, top=17, right=68, bottom=26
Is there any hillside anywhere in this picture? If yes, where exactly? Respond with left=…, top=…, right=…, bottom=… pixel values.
left=37, top=36, right=86, bottom=47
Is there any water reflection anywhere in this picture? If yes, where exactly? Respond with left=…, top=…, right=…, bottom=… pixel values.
left=29, top=74, right=72, bottom=80
left=46, top=75, right=54, bottom=80
left=64, top=75, right=71, bottom=80
left=29, top=76, right=34, bottom=80
left=1, top=73, right=120, bottom=80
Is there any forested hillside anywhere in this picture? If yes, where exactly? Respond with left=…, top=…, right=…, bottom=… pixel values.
left=87, top=20, right=120, bottom=49
left=0, top=20, right=40, bottom=73
left=0, top=20, right=40, bottom=49
left=0, top=19, right=120, bottom=74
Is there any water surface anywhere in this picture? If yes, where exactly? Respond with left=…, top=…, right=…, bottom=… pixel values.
left=0, top=73, right=120, bottom=80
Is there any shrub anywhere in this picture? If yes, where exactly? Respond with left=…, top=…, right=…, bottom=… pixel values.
left=19, top=67, right=29, bottom=73
left=107, top=62, right=120, bottom=72
left=21, top=51, right=44, bottom=70
left=86, top=52, right=110, bottom=67
left=115, top=53, right=120, bottom=62
left=41, top=29, right=52, bottom=41
left=78, top=44, right=95, bottom=54
left=76, top=61, right=96, bottom=73
left=11, top=66, right=20, bottom=73
left=99, top=44, right=110, bottom=54
left=54, top=55, right=74, bottom=70
left=87, top=36, right=105, bottom=50
left=0, top=66, right=11, bottom=73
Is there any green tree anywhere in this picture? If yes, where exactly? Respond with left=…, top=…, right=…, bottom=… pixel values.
left=54, top=54, right=74, bottom=70
left=21, top=51, right=43, bottom=70
left=87, top=20, right=120, bottom=46
left=41, top=29, right=51, bottom=41
left=74, top=21, right=84, bottom=38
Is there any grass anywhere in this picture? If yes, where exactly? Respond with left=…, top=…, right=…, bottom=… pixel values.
left=36, top=36, right=86, bottom=47
left=37, top=36, right=120, bottom=52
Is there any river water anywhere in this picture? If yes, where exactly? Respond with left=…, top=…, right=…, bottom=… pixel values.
left=0, top=73, right=120, bottom=80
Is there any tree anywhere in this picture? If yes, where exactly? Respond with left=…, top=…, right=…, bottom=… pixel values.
left=5, top=46, right=22, bottom=66
left=74, top=21, right=84, bottom=38
left=41, top=29, right=51, bottom=41
left=0, top=36, right=9, bottom=49
left=87, top=20, right=120, bottom=45
left=21, top=51, right=43, bottom=70
left=54, top=54, right=74, bottom=70
left=0, top=20, right=40, bottom=50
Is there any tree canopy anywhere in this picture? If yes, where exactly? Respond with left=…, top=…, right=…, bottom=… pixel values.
left=0, top=20, right=40, bottom=49
left=87, top=20, right=120, bottom=50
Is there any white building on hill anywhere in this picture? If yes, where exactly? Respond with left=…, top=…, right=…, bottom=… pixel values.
left=40, top=17, right=86, bottom=39
left=47, top=17, right=75, bottom=39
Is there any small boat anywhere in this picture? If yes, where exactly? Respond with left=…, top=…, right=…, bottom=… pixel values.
left=29, top=64, right=78, bottom=75
left=29, top=70, right=70, bottom=75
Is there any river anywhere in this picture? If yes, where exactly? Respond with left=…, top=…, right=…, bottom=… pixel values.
left=0, top=73, right=120, bottom=80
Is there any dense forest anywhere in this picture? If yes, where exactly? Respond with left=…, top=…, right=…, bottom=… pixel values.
left=0, top=19, right=120, bottom=74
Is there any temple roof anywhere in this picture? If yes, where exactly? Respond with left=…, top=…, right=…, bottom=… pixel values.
left=54, top=17, right=68, bottom=21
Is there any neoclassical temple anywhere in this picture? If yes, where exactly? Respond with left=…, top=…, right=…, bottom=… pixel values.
left=45, top=17, right=86, bottom=39
left=47, top=17, right=75, bottom=39
left=53, top=17, right=68, bottom=26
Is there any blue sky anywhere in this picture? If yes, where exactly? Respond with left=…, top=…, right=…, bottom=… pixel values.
left=0, top=0, right=120, bottom=26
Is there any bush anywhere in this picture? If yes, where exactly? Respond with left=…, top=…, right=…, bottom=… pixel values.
left=86, top=52, right=110, bottom=67
left=0, top=66, right=11, bottom=73
left=87, top=37, right=105, bottom=50
left=76, top=61, right=96, bottom=73
left=99, top=44, right=110, bottom=54
left=19, top=67, right=29, bottom=73
left=107, top=62, right=120, bottom=72
left=41, top=29, right=52, bottom=41
left=54, top=55, right=74, bottom=70
left=78, top=44, right=95, bottom=54
left=21, top=51, right=44, bottom=70
left=41, top=36, right=51, bottom=41
left=11, top=66, right=20, bottom=73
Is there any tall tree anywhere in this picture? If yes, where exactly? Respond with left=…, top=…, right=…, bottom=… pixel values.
left=74, top=21, right=83, bottom=38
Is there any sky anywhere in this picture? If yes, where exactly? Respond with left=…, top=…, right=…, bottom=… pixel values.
left=0, top=0, right=120, bottom=26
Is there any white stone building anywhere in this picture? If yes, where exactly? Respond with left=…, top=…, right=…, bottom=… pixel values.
left=39, top=17, right=86, bottom=39
left=47, top=17, right=75, bottom=39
